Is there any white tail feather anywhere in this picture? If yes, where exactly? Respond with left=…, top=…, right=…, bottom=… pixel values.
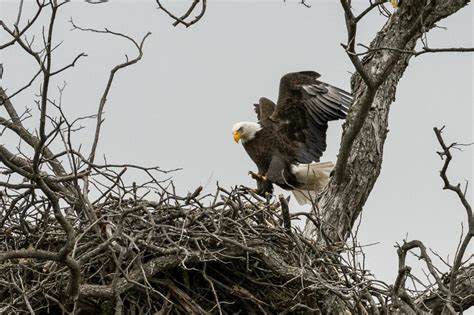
left=290, top=161, right=334, bottom=205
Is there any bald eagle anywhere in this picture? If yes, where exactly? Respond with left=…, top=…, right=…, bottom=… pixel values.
left=232, top=71, right=351, bottom=205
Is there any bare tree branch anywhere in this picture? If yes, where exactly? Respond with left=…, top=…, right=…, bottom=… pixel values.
left=69, top=20, right=151, bottom=164
left=155, top=0, right=207, bottom=28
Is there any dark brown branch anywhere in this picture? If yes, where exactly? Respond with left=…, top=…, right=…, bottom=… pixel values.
left=50, top=52, right=87, bottom=76
left=339, top=0, right=375, bottom=88
left=0, top=1, right=46, bottom=50
left=155, top=0, right=207, bottom=28
left=433, top=127, right=472, bottom=227
left=172, top=0, right=199, bottom=26
left=1, top=68, right=42, bottom=101
left=433, top=127, right=473, bottom=304
left=353, top=43, right=474, bottom=57
left=355, top=0, right=387, bottom=23
left=278, top=194, right=291, bottom=232
left=416, top=46, right=474, bottom=56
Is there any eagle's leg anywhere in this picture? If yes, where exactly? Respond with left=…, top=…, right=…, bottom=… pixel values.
left=248, top=171, right=273, bottom=196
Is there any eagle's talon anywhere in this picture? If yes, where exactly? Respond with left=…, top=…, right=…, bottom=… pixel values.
left=248, top=171, right=267, bottom=182
left=248, top=170, right=259, bottom=179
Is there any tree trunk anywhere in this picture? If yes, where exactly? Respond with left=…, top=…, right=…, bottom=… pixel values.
left=305, top=0, right=471, bottom=242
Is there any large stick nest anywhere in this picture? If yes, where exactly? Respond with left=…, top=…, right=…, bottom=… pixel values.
left=0, top=182, right=367, bottom=314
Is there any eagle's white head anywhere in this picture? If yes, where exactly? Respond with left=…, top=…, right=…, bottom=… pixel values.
left=232, top=122, right=262, bottom=144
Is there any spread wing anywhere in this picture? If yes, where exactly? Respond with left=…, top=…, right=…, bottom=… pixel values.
left=254, top=97, right=276, bottom=121
left=270, top=71, right=352, bottom=163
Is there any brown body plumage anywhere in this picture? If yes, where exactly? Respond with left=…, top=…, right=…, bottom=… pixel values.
left=232, top=71, right=352, bottom=204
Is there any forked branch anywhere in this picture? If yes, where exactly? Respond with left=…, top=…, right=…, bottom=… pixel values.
left=433, top=126, right=473, bottom=299
left=155, top=0, right=207, bottom=27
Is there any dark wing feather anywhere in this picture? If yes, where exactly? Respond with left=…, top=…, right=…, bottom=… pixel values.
left=271, top=71, right=352, bottom=163
left=254, top=97, right=276, bottom=121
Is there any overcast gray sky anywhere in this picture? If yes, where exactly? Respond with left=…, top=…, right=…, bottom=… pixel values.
left=1, top=0, right=472, bottom=285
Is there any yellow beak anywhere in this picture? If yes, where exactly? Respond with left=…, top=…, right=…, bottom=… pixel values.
left=390, top=0, right=398, bottom=8
left=233, top=131, right=241, bottom=143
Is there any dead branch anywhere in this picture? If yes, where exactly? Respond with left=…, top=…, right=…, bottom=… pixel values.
left=387, top=127, right=473, bottom=313
left=155, top=0, right=207, bottom=28
left=433, top=127, right=473, bottom=308
left=69, top=20, right=151, bottom=165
